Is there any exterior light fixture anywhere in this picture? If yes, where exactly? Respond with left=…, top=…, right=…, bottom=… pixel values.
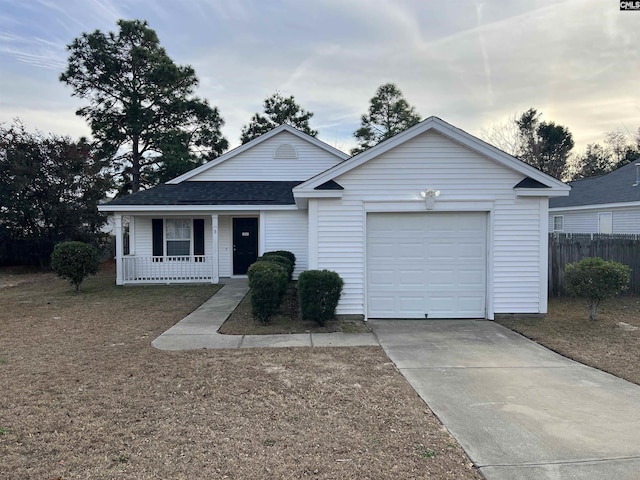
left=420, top=188, right=440, bottom=209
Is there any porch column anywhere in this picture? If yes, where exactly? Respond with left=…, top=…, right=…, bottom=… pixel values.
left=211, top=214, right=219, bottom=283
left=259, top=210, right=267, bottom=256
left=114, top=213, right=123, bottom=285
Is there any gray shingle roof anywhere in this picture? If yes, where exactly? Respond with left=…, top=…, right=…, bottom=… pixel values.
left=104, top=181, right=303, bottom=206
left=550, top=162, right=640, bottom=208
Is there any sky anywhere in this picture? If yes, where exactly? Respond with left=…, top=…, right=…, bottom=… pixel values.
left=1, top=0, right=639, bottom=155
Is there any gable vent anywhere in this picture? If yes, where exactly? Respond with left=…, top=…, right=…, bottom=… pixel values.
left=274, top=143, right=297, bottom=159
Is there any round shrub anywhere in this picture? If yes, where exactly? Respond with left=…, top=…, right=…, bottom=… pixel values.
left=256, top=254, right=294, bottom=281
left=50, top=241, right=100, bottom=291
left=565, top=257, right=631, bottom=321
left=247, top=261, right=288, bottom=325
left=263, top=250, right=296, bottom=268
left=298, top=269, right=344, bottom=326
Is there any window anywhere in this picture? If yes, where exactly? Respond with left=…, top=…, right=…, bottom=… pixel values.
left=553, top=215, right=564, bottom=232
left=151, top=218, right=206, bottom=259
left=599, top=212, right=613, bottom=234
left=166, top=219, right=191, bottom=256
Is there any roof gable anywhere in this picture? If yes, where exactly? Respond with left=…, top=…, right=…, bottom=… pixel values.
left=167, top=124, right=348, bottom=184
left=295, top=116, right=569, bottom=196
left=550, top=161, right=640, bottom=209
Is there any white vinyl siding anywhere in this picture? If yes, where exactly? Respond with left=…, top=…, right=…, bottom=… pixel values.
left=188, top=131, right=343, bottom=181
left=492, top=198, right=543, bottom=313
left=550, top=206, right=640, bottom=234
left=314, top=130, right=547, bottom=317
left=263, top=210, right=308, bottom=278
left=315, top=199, right=365, bottom=316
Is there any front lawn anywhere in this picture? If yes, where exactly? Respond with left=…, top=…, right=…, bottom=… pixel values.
left=0, top=266, right=480, bottom=479
left=497, top=295, right=640, bottom=385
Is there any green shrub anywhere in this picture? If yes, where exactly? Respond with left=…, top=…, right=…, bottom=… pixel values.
left=298, top=270, right=344, bottom=326
left=564, top=257, right=631, bottom=321
left=50, top=241, right=100, bottom=291
left=263, top=250, right=296, bottom=267
left=247, top=261, right=288, bottom=325
left=257, top=254, right=294, bottom=281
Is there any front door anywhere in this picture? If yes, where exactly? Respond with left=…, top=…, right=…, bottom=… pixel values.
left=233, top=217, right=258, bottom=275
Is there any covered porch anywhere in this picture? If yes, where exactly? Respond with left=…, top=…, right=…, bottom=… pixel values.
left=112, top=212, right=262, bottom=285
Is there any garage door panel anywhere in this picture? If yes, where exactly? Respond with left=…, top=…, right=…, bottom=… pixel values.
left=368, top=268, right=395, bottom=287
left=368, top=242, right=395, bottom=259
left=398, top=269, right=427, bottom=287
left=367, top=212, right=486, bottom=319
left=398, top=296, right=425, bottom=313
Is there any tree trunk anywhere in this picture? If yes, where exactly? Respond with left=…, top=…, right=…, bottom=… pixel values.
left=589, top=299, right=599, bottom=321
left=132, top=135, right=141, bottom=193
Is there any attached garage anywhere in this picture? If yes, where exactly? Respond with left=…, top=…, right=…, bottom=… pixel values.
left=367, top=212, right=487, bottom=318
left=294, top=117, right=571, bottom=320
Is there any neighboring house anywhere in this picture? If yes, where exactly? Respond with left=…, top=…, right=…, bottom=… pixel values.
left=99, top=118, right=569, bottom=320
left=549, top=161, right=640, bottom=234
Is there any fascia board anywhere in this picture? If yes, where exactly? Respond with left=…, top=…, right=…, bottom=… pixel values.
left=515, top=188, right=570, bottom=197
left=98, top=204, right=298, bottom=213
left=549, top=201, right=640, bottom=212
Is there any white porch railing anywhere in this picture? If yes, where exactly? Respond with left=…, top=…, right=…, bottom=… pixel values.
left=122, top=255, right=215, bottom=284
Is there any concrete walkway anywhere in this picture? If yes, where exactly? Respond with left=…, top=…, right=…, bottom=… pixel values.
left=369, top=319, right=640, bottom=480
left=151, top=278, right=378, bottom=350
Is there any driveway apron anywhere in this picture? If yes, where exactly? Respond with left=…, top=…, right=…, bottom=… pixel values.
left=369, top=319, right=640, bottom=480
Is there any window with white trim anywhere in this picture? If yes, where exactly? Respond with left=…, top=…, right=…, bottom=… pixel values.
left=166, top=219, right=191, bottom=256
left=553, top=215, right=564, bottom=232
left=152, top=218, right=205, bottom=260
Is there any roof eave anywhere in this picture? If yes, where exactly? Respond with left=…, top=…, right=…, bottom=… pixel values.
left=98, top=204, right=299, bottom=213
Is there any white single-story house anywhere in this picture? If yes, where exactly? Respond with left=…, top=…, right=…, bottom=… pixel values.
left=549, top=161, right=640, bottom=234
left=99, top=117, right=569, bottom=320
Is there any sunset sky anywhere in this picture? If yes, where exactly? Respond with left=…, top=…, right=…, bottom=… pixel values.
left=1, top=0, right=638, bottom=154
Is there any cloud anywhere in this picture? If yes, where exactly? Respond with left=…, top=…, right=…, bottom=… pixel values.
left=0, top=0, right=638, bottom=154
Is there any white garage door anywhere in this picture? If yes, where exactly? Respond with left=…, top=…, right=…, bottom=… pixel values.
left=367, top=212, right=487, bottom=318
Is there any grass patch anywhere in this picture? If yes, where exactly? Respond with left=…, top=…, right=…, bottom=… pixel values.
left=497, top=295, right=640, bottom=385
left=0, top=427, right=9, bottom=435
left=218, top=283, right=369, bottom=335
left=0, top=264, right=481, bottom=479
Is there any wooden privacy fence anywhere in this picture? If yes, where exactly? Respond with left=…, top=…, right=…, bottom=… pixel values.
left=549, top=233, right=640, bottom=296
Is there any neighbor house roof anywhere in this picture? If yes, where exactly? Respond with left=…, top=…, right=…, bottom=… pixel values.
left=102, top=181, right=302, bottom=208
left=294, top=116, right=570, bottom=198
left=550, top=161, right=640, bottom=209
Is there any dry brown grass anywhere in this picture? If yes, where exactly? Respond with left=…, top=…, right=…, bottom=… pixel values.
left=219, top=284, right=369, bottom=335
left=497, top=295, right=640, bottom=385
left=0, top=266, right=480, bottom=479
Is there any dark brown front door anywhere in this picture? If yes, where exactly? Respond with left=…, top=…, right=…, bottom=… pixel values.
left=232, top=217, right=258, bottom=275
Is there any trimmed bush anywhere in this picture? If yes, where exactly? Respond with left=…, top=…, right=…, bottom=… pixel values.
left=50, top=241, right=100, bottom=291
left=256, top=254, right=294, bottom=281
left=263, top=250, right=296, bottom=267
left=247, top=261, right=288, bottom=324
left=298, top=269, right=344, bottom=326
left=564, top=257, right=631, bottom=321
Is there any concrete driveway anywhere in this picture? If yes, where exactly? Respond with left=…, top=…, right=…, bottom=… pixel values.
left=369, top=319, right=640, bottom=480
